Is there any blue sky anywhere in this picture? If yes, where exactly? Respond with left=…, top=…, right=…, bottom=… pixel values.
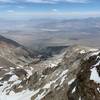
left=0, top=0, right=100, bottom=19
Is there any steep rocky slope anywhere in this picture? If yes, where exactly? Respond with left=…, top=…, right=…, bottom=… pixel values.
left=68, top=49, right=100, bottom=100
left=0, top=35, right=100, bottom=100
left=0, top=35, right=33, bottom=66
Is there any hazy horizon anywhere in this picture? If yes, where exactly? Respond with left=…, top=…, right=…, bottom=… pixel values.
left=0, top=17, right=100, bottom=50
left=0, top=0, right=100, bottom=50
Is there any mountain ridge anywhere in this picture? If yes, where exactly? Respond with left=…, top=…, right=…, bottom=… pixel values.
left=0, top=35, right=100, bottom=100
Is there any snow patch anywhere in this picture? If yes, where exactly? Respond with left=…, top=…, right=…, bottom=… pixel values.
left=79, top=97, right=81, bottom=100
left=91, top=51, right=100, bottom=56
left=68, top=79, right=75, bottom=85
left=0, top=67, right=3, bottom=69
left=60, top=70, right=68, bottom=77
left=18, top=65, right=23, bottom=68
left=90, top=67, right=100, bottom=83
left=43, top=69, right=68, bottom=89
left=9, top=75, right=18, bottom=82
left=80, top=50, right=86, bottom=54
left=25, top=69, right=33, bottom=78
left=43, top=79, right=56, bottom=89
left=0, top=89, right=34, bottom=100
left=89, top=48, right=98, bottom=52
left=60, top=75, right=66, bottom=85
left=97, top=88, right=100, bottom=93
left=72, top=87, right=76, bottom=93
left=10, top=67, right=15, bottom=70
left=93, top=60, right=100, bottom=66
left=35, top=90, right=46, bottom=100
left=0, top=82, right=40, bottom=100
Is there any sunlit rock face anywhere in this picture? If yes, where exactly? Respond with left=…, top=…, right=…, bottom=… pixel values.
left=0, top=35, right=100, bottom=100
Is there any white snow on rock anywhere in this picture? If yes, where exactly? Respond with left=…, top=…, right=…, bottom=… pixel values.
left=0, top=67, right=3, bottom=69
left=60, top=75, right=66, bottom=85
left=59, top=70, right=68, bottom=85
left=40, top=52, right=66, bottom=69
left=35, top=70, right=68, bottom=100
left=91, top=51, right=100, bottom=56
left=79, top=97, right=81, bottom=100
left=97, top=88, right=100, bottom=93
left=9, top=75, right=18, bottom=82
left=0, top=81, right=40, bottom=100
left=72, top=87, right=76, bottom=93
left=25, top=69, right=33, bottom=78
left=0, top=89, right=35, bottom=100
left=90, top=67, right=100, bottom=83
left=68, top=78, right=75, bottom=85
left=43, top=80, right=55, bottom=89
left=43, top=69, right=68, bottom=89
left=35, top=90, right=46, bottom=100
left=60, top=70, right=68, bottom=77
left=80, top=50, right=86, bottom=54
left=89, top=48, right=98, bottom=52
left=10, top=67, right=15, bottom=70
left=93, top=60, right=100, bottom=66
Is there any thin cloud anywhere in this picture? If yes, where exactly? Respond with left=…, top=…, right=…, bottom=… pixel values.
left=2, top=11, right=100, bottom=17
left=7, top=10, right=14, bottom=13
left=25, top=0, right=89, bottom=3
left=52, top=9, right=58, bottom=12
left=0, top=0, right=14, bottom=3
left=65, top=0, right=89, bottom=3
left=0, top=0, right=90, bottom=4
left=17, top=6, right=25, bottom=9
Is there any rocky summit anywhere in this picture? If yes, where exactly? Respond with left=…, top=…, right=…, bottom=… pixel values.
left=0, top=35, right=100, bottom=100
